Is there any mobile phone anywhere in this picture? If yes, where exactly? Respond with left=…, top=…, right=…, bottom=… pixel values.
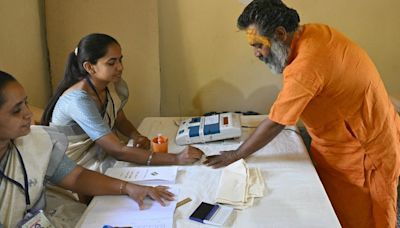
left=189, top=202, right=234, bottom=226
left=189, top=202, right=219, bottom=223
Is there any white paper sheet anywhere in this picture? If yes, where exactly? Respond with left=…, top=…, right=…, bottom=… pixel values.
left=191, top=140, right=242, bottom=156
left=105, top=166, right=178, bottom=185
left=79, top=187, right=179, bottom=228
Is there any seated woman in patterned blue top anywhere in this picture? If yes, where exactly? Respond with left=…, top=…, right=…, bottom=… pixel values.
left=41, top=33, right=203, bottom=173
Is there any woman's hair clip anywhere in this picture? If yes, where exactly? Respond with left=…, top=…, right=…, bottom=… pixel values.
left=74, top=47, right=78, bottom=56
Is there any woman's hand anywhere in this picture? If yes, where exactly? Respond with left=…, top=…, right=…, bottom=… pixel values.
left=176, top=146, right=203, bottom=165
left=132, top=135, right=151, bottom=150
left=125, top=183, right=175, bottom=209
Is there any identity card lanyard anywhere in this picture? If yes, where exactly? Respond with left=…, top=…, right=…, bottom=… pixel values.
left=0, top=141, right=31, bottom=212
left=85, top=76, right=116, bottom=127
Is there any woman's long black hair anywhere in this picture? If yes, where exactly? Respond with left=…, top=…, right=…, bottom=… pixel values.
left=41, top=33, right=119, bottom=125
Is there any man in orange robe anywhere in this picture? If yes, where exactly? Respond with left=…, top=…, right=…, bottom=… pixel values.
left=204, top=0, right=400, bottom=227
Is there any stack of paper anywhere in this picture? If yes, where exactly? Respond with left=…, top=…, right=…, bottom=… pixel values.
left=215, top=159, right=265, bottom=209
left=105, top=166, right=178, bottom=185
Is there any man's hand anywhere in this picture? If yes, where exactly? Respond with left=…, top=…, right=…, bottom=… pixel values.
left=203, top=150, right=240, bottom=168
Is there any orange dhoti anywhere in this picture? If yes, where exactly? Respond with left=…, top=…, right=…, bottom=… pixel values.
left=268, top=23, right=400, bottom=227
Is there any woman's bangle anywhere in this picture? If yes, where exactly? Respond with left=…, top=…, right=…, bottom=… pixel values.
left=146, top=151, right=154, bottom=166
left=119, top=181, right=128, bottom=195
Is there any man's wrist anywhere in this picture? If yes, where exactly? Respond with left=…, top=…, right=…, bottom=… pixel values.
left=232, top=149, right=242, bottom=160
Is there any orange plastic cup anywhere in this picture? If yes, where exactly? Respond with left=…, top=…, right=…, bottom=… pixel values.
left=151, top=135, right=168, bottom=153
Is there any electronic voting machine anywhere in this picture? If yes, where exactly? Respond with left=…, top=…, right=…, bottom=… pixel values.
left=175, top=112, right=242, bottom=145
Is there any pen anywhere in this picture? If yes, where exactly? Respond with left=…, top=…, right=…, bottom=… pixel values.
left=176, top=197, right=192, bottom=208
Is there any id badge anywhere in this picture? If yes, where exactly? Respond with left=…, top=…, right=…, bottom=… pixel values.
left=18, top=210, right=55, bottom=228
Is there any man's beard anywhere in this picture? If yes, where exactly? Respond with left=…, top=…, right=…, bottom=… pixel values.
left=259, top=40, right=290, bottom=74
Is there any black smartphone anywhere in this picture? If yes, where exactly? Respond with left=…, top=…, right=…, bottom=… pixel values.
left=189, top=202, right=219, bottom=223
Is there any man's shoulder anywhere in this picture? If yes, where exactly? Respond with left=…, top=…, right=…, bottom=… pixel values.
left=303, top=23, right=331, bottom=29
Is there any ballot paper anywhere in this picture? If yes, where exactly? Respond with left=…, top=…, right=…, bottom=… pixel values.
left=78, top=186, right=179, bottom=228
left=215, top=159, right=265, bottom=209
left=105, top=166, right=178, bottom=185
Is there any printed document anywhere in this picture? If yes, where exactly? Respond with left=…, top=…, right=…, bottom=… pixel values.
left=105, top=166, right=178, bottom=185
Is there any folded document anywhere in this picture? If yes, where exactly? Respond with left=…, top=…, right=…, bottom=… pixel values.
left=215, top=159, right=265, bottom=209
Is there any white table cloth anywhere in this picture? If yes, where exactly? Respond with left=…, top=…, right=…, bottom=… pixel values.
left=77, top=115, right=341, bottom=228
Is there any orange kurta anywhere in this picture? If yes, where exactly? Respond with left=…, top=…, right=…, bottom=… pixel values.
left=269, top=24, right=400, bottom=228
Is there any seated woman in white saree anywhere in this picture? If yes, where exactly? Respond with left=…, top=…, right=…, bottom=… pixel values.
left=41, top=33, right=203, bottom=173
left=0, top=71, right=174, bottom=227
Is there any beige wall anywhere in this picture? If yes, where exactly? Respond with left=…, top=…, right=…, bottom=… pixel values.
left=0, top=0, right=51, bottom=108
left=287, top=0, right=400, bottom=95
left=158, top=0, right=400, bottom=117
left=159, top=0, right=274, bottom=117
left=45, top=0, right=160, bottom=126
left=2, top=0, right=398, bottom=123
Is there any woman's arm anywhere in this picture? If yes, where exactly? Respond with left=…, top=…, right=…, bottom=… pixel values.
left=114, top=110, right=150, bottom=149
left=114, top=110, right=140, bottom=138
left=58, top=95, right=202, bottom=165
left=96, top=132, right=203, bottom=165
left=57, top=166, right=174, bottom=209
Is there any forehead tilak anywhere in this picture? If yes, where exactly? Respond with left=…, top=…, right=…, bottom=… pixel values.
left=246, top=27, right=271, bottom=48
